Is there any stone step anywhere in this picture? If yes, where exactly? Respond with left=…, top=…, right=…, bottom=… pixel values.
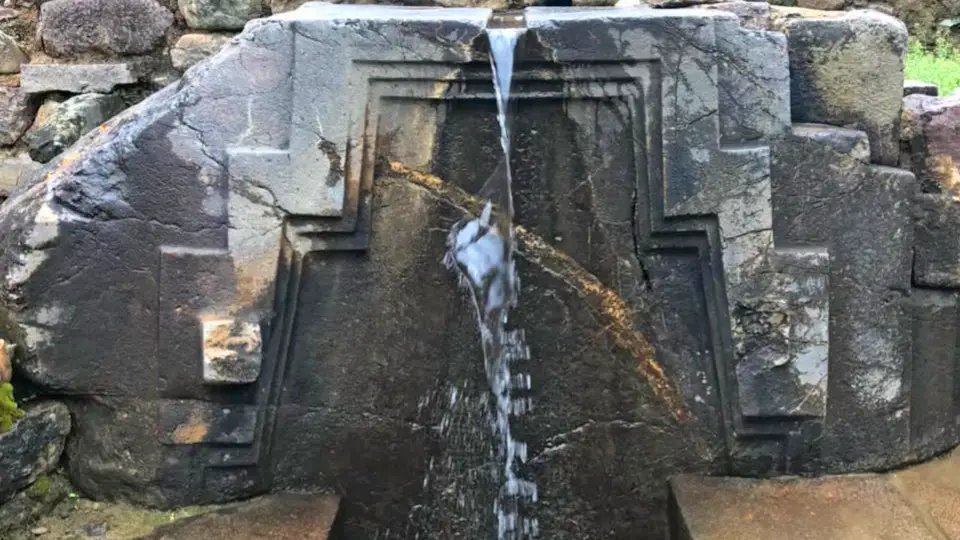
left=670, top=446, right=960, bottom=540
left=136, top=494, right=340, bottom=540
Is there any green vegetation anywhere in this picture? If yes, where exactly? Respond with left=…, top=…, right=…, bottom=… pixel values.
left=0, top=381, right=24, bottom=433
left=28, top=474, right=52, bottom=499
left=906, top=31, right=960, bottom=96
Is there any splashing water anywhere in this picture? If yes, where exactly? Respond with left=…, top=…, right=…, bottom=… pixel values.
left=444, top=27, right=537, bottom=539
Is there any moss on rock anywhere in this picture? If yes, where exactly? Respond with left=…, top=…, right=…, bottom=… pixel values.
left=0, top=381, right=24, bottom=433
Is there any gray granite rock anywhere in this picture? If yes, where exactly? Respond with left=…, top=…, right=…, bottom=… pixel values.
left=781, top=10, right=908, bottom=165
left=20, top=64, right=137, bottom=94
left=0, top=402, right=70, bottom=504
left=26, top=93, right=126, bottom=163
left=0, top=30, right=26, bottom=74
left=170, top=33, right=233, bottom=71
left=179, top=0, right=262, bottom=30
left=0, top=85, right=35, bottom=146
left=39, top=0, right=173, bottom=57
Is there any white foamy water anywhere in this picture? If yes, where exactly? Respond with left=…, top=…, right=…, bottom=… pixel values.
left=444, top=26, right=537, bottom=540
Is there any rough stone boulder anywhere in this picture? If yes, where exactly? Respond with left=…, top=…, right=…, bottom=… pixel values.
left=0, top=401, right=70, bottom=503
left=0, top=4, right=938, bottom=538
left=25, top=93, right=127, bottom=164
left=772, top=9, right=908, bottom=166
left=39, top=0, right=174, bottom=57
left=0, top=86, right=35, bottom=146
left=0, top=474, right=69, bottom=537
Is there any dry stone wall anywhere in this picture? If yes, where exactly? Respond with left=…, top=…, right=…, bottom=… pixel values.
left=0, top=0, right=303, bottom=199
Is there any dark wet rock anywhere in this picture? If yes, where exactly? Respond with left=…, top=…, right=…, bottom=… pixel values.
left=0, top=85, right=35, bottom=146
left=39, top=0, right=173, bottom=57
left=0, top=402, right=70, bottom=503
left=26, top=93, right=126, bottom=163
left=179, top=0, right=262, bottom=30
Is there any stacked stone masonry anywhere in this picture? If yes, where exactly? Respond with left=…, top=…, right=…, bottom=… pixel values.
left=2, top=2, right=960, bottom=540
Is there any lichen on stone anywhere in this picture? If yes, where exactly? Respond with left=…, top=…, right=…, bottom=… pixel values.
left=28, top=474, right=51, bottom=499
left=0, top=381, right=25, bottom=433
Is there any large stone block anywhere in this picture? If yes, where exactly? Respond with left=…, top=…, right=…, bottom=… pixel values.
left=773, top=123, right=917, bottom=472
left=39, top=0, right=174, bottom=57
left=780, top=9, right=908, bottom=165
left=0, top=4, right=936, bottom=539
left=20, top=64, right=138, bottom=94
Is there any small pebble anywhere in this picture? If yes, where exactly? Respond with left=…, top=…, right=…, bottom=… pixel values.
left=31, top=527, right=48, bottom=536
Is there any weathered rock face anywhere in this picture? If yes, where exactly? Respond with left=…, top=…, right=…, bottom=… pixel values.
left=0, top=86, right=35, bottom=146
left=178, top=0, right=262, bottom=30
left=25, top=93, right=126, bottom=163
left=20, top=64, right=138, bottom=95
left=0, top=474, right=69, bottom=537
left=0, top=4, right=938, bottom=539
left=776, top=9, right=908, bottom=166
left=170, top=33, right=234, bottom=71
left=0, top=402, right=70, bottom=503
left=38, top=0, right=174, bottom=57
left=0, top=31, right=26, bottom=75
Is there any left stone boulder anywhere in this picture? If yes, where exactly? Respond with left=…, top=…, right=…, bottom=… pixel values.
left=39, top=0, right=174, bottom=57
left=0, top=86, right=36, bottom=146
left=26, top=93, right=126, bottom=164
left=0, top=401, right=71, bottom=504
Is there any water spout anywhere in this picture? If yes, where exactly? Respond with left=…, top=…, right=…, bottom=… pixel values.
left=443, top=20, right=537, bottom=540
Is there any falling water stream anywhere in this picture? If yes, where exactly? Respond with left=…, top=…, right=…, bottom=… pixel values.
left=443, top=24, right=537, bottom=540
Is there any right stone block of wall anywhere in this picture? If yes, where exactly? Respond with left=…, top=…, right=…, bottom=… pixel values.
left=779, top=9, right=908, bottom=166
